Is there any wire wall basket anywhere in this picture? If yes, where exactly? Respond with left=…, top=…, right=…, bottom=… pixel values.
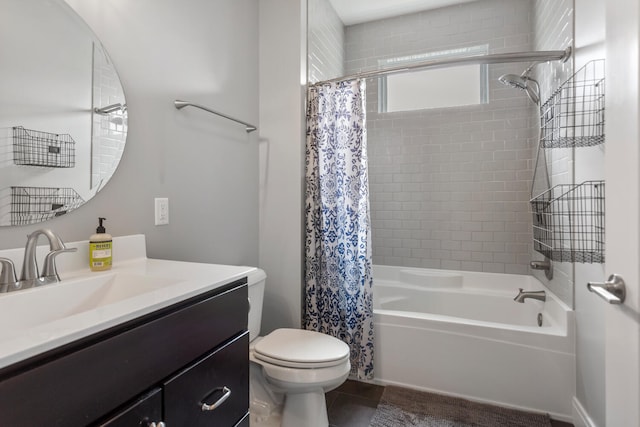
left=11, top=186, right=84, bottom=225
left=540, top=60, right=605, bottom=148
left=13, top=126, right=76, bottom=168
left=530, top=180, right=605, bottom=263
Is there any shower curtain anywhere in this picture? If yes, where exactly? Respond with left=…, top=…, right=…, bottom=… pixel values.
left=304, top=79, right=374, bottom=380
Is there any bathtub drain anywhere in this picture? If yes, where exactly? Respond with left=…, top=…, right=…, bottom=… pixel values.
left=537, top=313, right=543, bottom=327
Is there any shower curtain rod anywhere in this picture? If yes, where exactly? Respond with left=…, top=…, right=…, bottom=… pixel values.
left=312, top=47, right=572, bottom=85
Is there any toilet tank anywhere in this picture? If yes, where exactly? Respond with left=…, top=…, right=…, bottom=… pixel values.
left=247, top=268, right=267, bottom=342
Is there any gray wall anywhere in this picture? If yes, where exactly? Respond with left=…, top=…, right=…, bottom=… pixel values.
left=258, top=0, right=307, bottom=333
left=345, top=0, right=537, bottom=275
left=0, top=0, right=259, bottom=268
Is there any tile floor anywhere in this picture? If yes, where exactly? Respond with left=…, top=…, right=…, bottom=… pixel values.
left=325, top=380, right=574, bottom=427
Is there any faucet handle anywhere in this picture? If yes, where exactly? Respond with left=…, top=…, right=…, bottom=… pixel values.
left=42, top=248, right=77, bottom=281
left=514, top=288, right=524, bottom=301
left=0, top=257, right=17, bottom=285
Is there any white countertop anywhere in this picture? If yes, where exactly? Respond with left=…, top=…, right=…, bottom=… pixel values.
left=0, top=234, right=256, bottom=370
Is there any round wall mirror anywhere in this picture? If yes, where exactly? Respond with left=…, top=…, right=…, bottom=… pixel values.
left=0, top=0, right=127, bottom=226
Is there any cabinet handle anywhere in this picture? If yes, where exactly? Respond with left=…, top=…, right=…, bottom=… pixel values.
left=200, top=386, right=231, bottom=411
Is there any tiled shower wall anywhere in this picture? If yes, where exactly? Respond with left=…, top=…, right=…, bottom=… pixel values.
left=345, top=0, right=538, bottom=274
left=92, top=43, right=127, bottom=191
left=532, top=0, right=574, bottom=304
left=307, top=0, right=344, bottom=83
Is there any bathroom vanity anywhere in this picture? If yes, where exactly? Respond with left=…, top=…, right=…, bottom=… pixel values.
left=0, top=235, right=253, bottom=426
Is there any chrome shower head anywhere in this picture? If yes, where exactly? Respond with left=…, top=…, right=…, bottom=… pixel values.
left=498, top=73, right=540, bottom=105
left=499, top=74, right=528, bottom=90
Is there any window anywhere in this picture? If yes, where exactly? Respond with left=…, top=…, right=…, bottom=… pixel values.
left=379, top=45, right=489, bottom=113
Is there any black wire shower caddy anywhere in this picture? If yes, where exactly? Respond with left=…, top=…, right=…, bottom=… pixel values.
left=12, top=126, right=76, bottom=168
left=10, top=186, right=84, bottom=225
left=531, top=181, right=605, bottom=263
left=540, top=59, right=605, bottom=148
left=531, top=60, right=606, bottom=263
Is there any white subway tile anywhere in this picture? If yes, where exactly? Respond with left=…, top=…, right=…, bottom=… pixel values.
left=337, top=0, right=547, bottom=277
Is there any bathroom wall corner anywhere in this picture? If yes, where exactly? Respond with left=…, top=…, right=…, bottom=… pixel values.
left=258, top=0, right=307, bottom=333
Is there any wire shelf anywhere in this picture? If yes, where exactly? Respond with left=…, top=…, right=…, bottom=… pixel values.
left=530, top=180, right=605, bottom=263
left=12, top=126, right=76, bottom=168
left=540, top=60, right=605, bottom=149
left=11, top=186, right=84, bottom=225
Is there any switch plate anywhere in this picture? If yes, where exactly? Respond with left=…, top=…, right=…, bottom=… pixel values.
left=155, top=198, right=169, bottom=225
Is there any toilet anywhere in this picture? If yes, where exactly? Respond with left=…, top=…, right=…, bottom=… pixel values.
left=247, top=269, right=350, bottom=427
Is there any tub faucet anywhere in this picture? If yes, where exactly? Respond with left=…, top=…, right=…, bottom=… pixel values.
left=514, top=288, right=546, bottom=303
left=19, top=229, right=77, bottom=288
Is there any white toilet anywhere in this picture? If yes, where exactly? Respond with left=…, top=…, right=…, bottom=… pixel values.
left=247, top=269, right=350, bottom=427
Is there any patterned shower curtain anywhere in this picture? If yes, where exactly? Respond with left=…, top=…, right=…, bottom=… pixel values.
left=304, top=79, right=374, bottom=380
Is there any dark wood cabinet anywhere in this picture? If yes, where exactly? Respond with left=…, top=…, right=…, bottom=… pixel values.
left=98, top=388, right=163, bottom=427
left=164, top=333, right=249, bottom=426
left=0, top=279, right=249, bottom=427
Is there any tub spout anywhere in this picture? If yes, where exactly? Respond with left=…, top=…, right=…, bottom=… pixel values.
left=514, top=288, right=546, bottom=303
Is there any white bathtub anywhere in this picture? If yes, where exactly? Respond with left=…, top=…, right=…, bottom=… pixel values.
left=372, top=265, right=575, bottom=421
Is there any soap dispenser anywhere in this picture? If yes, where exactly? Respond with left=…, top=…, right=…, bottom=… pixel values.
left=90, top=217, right=112, bottom=271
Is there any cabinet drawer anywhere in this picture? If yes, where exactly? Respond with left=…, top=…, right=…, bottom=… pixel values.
left=97, top=388, right=162, bottom=427
left=164, top=332, right=249, bottom=427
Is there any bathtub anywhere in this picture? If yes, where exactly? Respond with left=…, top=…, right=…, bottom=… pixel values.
left=372, top=265, right=575, bottom=421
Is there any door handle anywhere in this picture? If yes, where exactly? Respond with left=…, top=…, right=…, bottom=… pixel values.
left=587, top=274, right=626, bottom=304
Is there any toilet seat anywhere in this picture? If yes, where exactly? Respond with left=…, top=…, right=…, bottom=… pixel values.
left=253, top=328, right=350, bottom=369
left=250, top=351, right=350, bottom=386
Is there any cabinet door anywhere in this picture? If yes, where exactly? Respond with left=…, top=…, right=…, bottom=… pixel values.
left=97, top=388, right=162, bottom=427
left=164, top=332, right=249, bottom=427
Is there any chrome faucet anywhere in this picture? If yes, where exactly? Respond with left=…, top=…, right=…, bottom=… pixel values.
left=19, top=229, right=77, bottom=287
left=514, top=288, right=546, bottom=303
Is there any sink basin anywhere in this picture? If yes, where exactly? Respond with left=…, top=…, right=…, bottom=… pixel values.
left=0, top=234, right=257, bottom=371
left=0, top=272, right=180, bottom=336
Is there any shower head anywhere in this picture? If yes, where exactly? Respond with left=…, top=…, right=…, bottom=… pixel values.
left=499, top=74, right=528, bottom=90
left=498, top=73, right=540, bottom=105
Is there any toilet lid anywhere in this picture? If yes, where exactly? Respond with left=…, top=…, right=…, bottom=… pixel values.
left=253, top=328, right=350, bottom=368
